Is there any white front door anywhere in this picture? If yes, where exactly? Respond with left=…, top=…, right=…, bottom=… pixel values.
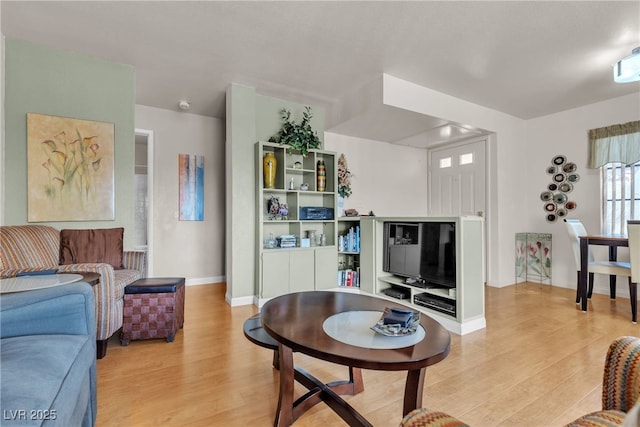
left=428, top=138, right=486, bottom=217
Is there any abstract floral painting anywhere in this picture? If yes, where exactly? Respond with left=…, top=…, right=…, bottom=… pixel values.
left=178, top=154, right=204, bottom=221
left=27, top=113, right=115, bottom=221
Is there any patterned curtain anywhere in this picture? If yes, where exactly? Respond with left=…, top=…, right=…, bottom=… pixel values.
left=588, top=120, right=640, bottom=168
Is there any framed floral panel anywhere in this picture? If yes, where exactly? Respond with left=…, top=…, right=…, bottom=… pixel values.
left=27, top=113, right=115, bottom=221
left=515, top=232, right=552, bottom=284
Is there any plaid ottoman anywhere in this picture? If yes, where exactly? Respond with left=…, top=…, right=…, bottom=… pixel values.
left=120, top=277, right=185, bottom=345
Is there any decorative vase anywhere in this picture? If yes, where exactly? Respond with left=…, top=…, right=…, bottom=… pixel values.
left=337, top=196, right=345, bottom=217
left=316, top=160, right=326, bottom=192
left=263, top=152, right=277, bottom=188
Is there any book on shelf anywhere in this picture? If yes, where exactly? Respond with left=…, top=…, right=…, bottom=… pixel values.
left=336, top=268, right=360, bottom=287
left=277, top=234, right=297, bottom=248
left=338, top=226, right=360, bottom=253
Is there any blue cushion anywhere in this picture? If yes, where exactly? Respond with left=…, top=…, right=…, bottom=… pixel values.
left=1, top=334, right=94, bottom=426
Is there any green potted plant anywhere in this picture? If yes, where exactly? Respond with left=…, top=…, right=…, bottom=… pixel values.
left=268, top=106, right=321, bottom=156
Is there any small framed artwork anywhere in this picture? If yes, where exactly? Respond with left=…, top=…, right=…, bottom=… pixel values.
left=178, top=154, right=204, bottom=221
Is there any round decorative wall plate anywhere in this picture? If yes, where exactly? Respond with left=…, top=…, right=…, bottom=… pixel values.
left=567, top=173, right=580, bottom=183
left=547, top=166, right=557, bottom=174
left=562, top=162, right=577, bottom=173
left=553, top=193, right=567, bottom=204
left=548, top=183, right=558, bottom=191
left=565, top=201, right=577, bottom=210
left=546, top=213, right=557, bottom=222
left=544, top=202, right=557, bottom=212
left=559, top=182, right=573, bottom=193
left=552, top=155, right=567, bottom=165
left=540, top=191, right=554, bottom=201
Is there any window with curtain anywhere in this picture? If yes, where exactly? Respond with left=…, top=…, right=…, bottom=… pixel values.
left=589, top=120, right=640, bottom=235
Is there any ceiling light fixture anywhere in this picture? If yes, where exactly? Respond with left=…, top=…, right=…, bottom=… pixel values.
left=178, top=100, right=190, bottom=111
left=613, top=47, right=640, bottom=83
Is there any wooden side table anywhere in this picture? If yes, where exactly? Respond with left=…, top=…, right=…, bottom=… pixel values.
left=120, top=277, right=186, bottom=345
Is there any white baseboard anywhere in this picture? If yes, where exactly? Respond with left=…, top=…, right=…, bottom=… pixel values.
left=250, top=287, right=364, bottom=308
left=226, top=294, right=254, bottom=307
left=437, top=314, right=487, bottom=335
left=185, top=276, right=225, bottom=286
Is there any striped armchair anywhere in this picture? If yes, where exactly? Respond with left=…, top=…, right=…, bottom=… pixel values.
left=565, top=336, right=640, bottom=426
left=400, top=336, right=640, bottom=427
left=0, top=225, right=146, bottom=358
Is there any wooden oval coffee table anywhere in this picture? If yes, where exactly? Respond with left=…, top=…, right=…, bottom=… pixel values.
left=261, top=291, right=451, bottom=427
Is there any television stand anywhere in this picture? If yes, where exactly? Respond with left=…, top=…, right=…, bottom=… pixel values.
left=358, top=215, right=486, bottom=335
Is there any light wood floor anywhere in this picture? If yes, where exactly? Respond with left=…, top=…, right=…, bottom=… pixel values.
left=96, top=282, right=638, bottom=427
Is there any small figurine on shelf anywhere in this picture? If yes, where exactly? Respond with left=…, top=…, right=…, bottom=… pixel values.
left=267, top=196, right=280, bottom=220
left=278, top=203, right=289, bottom=220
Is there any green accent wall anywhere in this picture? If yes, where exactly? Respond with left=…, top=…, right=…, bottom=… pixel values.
left=227, top=84, right=258, bottom=301
left=3, top=38, right=136, bottom=246
left=226, top=84, right=325, bottom=299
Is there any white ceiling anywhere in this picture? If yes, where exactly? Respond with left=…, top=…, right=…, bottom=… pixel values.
left=2, top=1, right=639, bottom=147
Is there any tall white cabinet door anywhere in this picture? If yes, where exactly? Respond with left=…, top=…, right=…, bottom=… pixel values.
left=290, top=251, right=315, bottom=292
left=315, top=248, right=338, bottom=290
left=262, top=251, right=290, bottom=298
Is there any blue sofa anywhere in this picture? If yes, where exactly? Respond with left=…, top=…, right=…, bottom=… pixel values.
left=0, top=282, right=97, bottom=426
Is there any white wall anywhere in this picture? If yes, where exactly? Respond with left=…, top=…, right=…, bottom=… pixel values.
left=380, top=74, right=528, bottom=287
left=323, top=133, right=428, bottom=216
left=326, top=76, right=639, bottom=292
left=525, top=93, right=640, bottom=295
left=135, top=105, right=225, bottom=285
left=132, top=80, right=637, bottom=296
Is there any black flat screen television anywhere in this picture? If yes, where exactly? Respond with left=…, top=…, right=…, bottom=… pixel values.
left=383, top=221, right=456, bottom=288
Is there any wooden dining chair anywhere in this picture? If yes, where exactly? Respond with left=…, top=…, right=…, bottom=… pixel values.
left=564, top=219, right=632, bottom=312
